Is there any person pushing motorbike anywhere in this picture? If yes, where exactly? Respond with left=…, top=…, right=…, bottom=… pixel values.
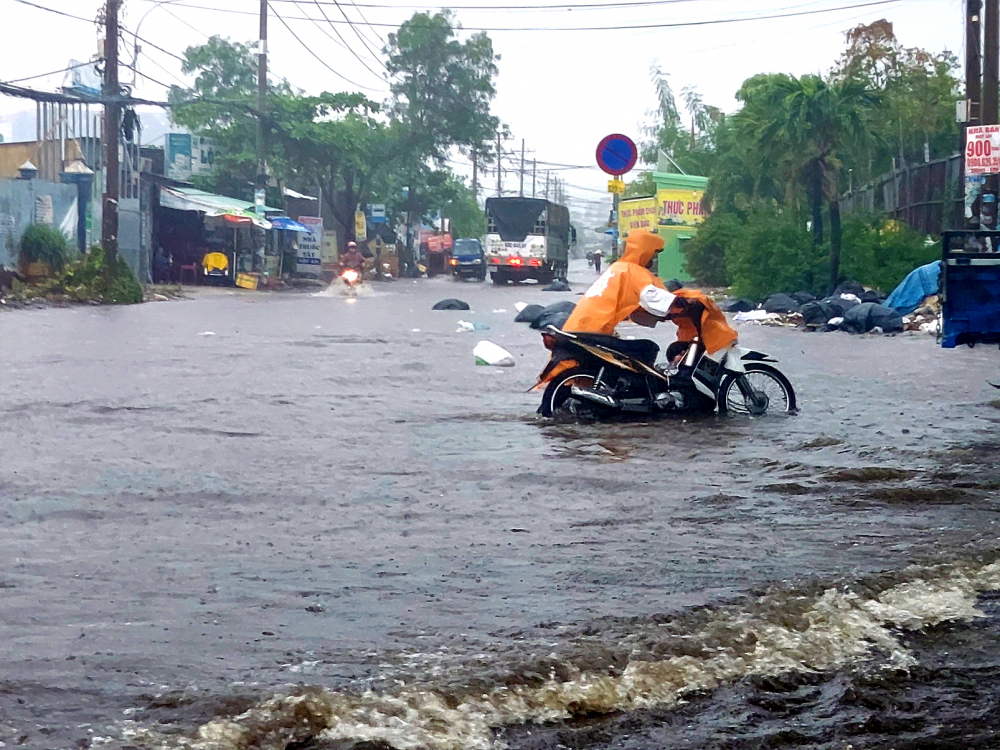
left=539, top=228, right=738, bottom=409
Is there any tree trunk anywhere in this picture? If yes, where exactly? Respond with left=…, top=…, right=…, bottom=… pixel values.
left=809, top=161, right=824, bottom=247
left=829, top=196, right=842, bottom=295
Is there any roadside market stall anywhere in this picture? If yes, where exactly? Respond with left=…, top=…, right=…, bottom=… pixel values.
left=156, top=186, right=302, bottom=287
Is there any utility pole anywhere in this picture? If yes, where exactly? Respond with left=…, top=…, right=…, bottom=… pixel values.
left=532, top=159, right=536, bottom=198
left=519, top=139, right=525, bottom=197
left=545, top=170, right=550, bottom=200
left=101, top=0, right=121, bottom=266
left=966, top=0, right=984, bottom=228
left=472, top=150, right=478, bottom=197
left=257, top=0, right=268, bottom=189
left=496, top=131, right=503, bottom=196
left=983, top=0, right=998, bottom=228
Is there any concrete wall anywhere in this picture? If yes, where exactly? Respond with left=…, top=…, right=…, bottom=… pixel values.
left=0, top=178, right=79, bottom=269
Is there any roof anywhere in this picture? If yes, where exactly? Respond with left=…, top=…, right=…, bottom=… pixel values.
left=159, top=186, right=281, bottom=229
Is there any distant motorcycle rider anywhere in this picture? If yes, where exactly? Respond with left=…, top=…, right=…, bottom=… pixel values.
left=340, top=241, right=365, bottom=274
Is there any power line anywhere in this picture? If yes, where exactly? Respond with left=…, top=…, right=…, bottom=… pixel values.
left=268, top=3, right=385, bottom=91
left=1, top=60, right=97, bottom=86
left=9, top=0, right=94, bottom=23
left=313, top=0, right=388, bottom=68
left=126, top=0, right=906, bottom=31
left=225, top=0, right=796, bottom=13
left=297, top=0, right=387, bottom=77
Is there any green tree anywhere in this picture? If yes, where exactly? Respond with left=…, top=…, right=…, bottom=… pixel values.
left=738, top=73, right=878, bottom=291
left=832, top=20, right=960, bottom=176
left=384, top=11, right=500, bottom=271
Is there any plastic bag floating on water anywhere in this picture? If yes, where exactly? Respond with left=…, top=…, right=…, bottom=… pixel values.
left=474, top=340, right=515, bottom=367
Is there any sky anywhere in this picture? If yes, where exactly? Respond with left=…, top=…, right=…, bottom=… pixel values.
left=0, top=0, right=966, bottom=216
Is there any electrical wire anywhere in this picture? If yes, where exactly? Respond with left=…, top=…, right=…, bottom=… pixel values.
left=296, top=0, right=387, bottom=77
left=9, top=0, right=94, bottom=23
left=125, top=0, right=906, bottom=31
left=1, top=60, right=97, bottom=85
left=312, top=0, right=388, bottom=68
left=268, top=3, right=385, bottom=91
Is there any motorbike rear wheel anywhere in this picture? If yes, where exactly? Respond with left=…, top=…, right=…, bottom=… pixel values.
left=540, top=367, right=609, bottom=419
left=718, top=363, right=796, bottom=416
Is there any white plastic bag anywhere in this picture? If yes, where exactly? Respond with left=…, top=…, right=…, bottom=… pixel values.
left=474, top=340, right=515, bottom=367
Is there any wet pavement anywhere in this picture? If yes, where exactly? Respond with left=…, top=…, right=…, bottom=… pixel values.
left=1, top=260, right=1000, bottom=749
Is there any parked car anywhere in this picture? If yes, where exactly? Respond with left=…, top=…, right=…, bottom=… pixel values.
left=449, top=238, right=487, bottom=281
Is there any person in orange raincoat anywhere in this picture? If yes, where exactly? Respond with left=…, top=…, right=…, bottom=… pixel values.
left=562, top=229, right=667, bottom=335
left=537, top=229, right=738, bottom=388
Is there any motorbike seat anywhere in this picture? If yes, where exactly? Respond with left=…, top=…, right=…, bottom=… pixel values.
left=571, top=332, right=660, bottom=367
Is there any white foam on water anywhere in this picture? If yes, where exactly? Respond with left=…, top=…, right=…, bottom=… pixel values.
left=121, top=561, right=1000, bottom=750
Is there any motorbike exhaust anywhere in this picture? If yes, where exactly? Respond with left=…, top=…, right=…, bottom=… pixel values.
left=570, top=386, right=620, bottom=409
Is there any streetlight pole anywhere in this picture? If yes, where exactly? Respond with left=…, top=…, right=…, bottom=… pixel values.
left=257, top=0, right=268, bottom=189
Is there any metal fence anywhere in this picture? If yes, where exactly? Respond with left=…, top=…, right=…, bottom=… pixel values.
left=840, top=155, right=963, bottom=235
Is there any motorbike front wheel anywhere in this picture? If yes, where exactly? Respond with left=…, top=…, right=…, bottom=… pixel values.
left=540, top=367, right=610, bottom=419
left=718, top=363, right=797, bottom=416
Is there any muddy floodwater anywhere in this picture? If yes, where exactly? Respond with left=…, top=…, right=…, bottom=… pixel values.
left=2, top=262, right=1000, bottom=750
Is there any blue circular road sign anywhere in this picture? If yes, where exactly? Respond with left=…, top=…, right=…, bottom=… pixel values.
left=596, top=134, right=638, bottom=176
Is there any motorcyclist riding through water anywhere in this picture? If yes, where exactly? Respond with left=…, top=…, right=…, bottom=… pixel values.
left=538, top=228, right=739, bottom=411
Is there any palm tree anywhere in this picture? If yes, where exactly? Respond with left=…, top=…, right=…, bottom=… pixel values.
left=751, top=75, right=878, bottom=291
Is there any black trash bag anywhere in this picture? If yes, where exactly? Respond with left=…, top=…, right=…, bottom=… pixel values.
left=834, top=280, right=865, bottom=298
left=514, top=304, right=545, bottom=323
left=816, top=323, right=842, bottom=333
left=840, top=302, right=904, bottom=334
left=800, top=300, right=839, bottom=327
left=724, top=297, right=756, bottom=313
left=822, top=294, right=860, bottom=314
left=432, top=298, right=471, bottom=310
left=860, top=289, right=883, bottom=304
left=791, top=290, right=816, bottom=305
left=763, top=293, right=800, bottom=314
left=530, top=300, right=576, bottom=330
left=542, top=279, right=572, bottom=292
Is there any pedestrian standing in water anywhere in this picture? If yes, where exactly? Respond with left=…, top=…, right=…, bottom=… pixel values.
left=593, top=247, right=603, bottom=274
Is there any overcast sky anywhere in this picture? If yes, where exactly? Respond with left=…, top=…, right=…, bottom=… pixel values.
left=0, top=0, right=966, bottom=213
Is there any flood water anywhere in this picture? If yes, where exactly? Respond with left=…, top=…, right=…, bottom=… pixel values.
left=2, top=261, right=1000, bottom=749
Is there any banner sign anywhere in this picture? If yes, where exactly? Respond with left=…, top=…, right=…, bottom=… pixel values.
left=656, top=188, right=707, bottom=227
left=296, top=216, right=323, bottom=274
left=965, top=125, right=1000, bottom=175
left=617, top=197, right=657, bottom=237
left=165, top=133, right=219, bottom=181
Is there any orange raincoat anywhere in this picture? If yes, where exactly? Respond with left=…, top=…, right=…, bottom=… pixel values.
left=668, top=288, right=738, bottom=355
left=563, top=230, right=666, bottom=335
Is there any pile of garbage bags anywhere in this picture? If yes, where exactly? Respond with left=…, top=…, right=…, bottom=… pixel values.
left=724, top=279, right=932, bottom=335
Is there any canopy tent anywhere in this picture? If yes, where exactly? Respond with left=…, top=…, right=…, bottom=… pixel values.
left=270, top=216, right=311, bottom=232
left=159, top=186, right=281, bottom=229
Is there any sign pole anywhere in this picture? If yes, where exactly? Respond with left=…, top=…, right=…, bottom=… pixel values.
left=966, top=0, right=984, bottom=229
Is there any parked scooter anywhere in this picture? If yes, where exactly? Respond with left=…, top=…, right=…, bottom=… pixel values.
left=536, top=327, right=796, bottom=418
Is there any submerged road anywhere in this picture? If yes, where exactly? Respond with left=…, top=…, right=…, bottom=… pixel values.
left=2, top=261, right=1000, bottom=749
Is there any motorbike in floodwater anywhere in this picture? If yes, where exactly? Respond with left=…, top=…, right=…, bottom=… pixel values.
left=340, top=268, right=362, bottom=296
left=536, top=326, right=797, bottom=418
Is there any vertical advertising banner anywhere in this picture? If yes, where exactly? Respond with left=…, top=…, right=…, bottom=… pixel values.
left=297, top=216, right=324, bottom=274
left=965, top=125, right=1000, bottom=175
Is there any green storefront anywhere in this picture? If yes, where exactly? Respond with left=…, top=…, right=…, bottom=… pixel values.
left=617, top=171, right=708, bottom=281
